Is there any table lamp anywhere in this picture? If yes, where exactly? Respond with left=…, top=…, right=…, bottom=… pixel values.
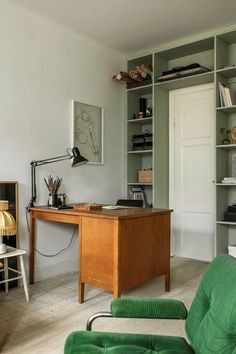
left=0, top=200, right=16, bottom=254
left=29, top=147, right=88, bottom=208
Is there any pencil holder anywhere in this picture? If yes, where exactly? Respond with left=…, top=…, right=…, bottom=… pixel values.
left=48, top=193, right=58, bottom=208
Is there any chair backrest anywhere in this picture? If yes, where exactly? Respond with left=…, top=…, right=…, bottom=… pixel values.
left=116, top=199, right=143, bottom=207
left=185, top=254, right=236, bottom=354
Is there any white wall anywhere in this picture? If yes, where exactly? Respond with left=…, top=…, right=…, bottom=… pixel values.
left=0, top=1, right=124, bottom=280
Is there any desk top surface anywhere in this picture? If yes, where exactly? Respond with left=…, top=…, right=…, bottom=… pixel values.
left=30, top=206, right=173, bottom=220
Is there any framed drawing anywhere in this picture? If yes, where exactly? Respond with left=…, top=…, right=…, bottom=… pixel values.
left=72, top=101, right=104, bottom=164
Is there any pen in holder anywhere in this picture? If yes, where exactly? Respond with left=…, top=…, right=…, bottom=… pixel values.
left=44, top=175, right=62, bottom=208
left=48, top=193, right=58, bottom=208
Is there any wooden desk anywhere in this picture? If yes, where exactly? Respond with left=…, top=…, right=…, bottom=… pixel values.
left=29, top=207, right=172, bottom=303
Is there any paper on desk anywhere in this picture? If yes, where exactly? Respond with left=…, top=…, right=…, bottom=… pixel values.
left=102, top=205, right=128, bottom=209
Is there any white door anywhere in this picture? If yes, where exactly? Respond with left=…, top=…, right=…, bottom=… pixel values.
left=169, top=84, right=214, bottom=261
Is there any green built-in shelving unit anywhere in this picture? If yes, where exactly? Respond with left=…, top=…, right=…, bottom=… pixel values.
left=125, top=27, right=236, bottom=256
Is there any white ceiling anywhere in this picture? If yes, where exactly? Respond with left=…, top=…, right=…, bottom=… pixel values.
left=7, top=0, right=236, bottom=53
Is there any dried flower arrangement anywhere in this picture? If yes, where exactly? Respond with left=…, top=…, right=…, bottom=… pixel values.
left=113, top=64, right=152, bottom=89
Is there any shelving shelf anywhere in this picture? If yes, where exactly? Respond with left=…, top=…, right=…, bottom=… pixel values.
left=217, top=221, right=236, bottom=226
left=216, top=183, right=236, bottom=186
left=127, top=182, right=153, bottom=186
left=216, top=105, right=236, bottom=113
left=216, top=66, right=236, bottom=78
left=127, top=150, right=153, bottom=154
left=216, top=144, right=236, bottom=149
left=128, top=117, right=153, bottom=124
left=127, top=84, right=153, bottom=93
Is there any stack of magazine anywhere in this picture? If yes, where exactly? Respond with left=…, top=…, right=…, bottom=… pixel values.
left=219, top=82, right=236, bottom=107
left=222, top=177, right=236, bottom=184
left=156, top=63, right=210, bottom=82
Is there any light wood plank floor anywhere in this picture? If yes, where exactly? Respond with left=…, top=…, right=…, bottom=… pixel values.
left=0, top=257, right=207, bottom=354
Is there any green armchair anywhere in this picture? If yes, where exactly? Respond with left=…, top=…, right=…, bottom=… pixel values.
left=64, top=254, right=236, bottom=354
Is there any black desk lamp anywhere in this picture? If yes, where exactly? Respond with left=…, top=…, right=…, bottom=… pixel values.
left=29, top=147, right=88, bottom=208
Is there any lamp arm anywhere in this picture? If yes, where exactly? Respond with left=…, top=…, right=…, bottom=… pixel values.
left=31, top=154, right=71, bottom=167
left=29, top=151, right=72, bottom=209
left=28, top=147, right=86, bottom=209
left=30, top=162, right=36, bottom=207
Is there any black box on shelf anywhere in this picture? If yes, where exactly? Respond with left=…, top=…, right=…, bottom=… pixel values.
left=132, top=133, right=153, bottom=150
left=227, top=205, right=236, bottom=213
left=224, top=212, right=236, bottom=222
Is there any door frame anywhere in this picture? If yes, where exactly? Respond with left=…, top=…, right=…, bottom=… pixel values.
left=169, top=83, right=215, bottom=258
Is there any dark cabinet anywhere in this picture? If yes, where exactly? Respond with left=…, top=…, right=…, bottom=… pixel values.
left=0, top=181, right=18, bottom=290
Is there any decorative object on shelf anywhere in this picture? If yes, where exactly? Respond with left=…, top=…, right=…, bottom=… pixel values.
left=139, top=98, right=147, bottom=117
left=146, top=105, right=152, bottom=117
left=28, top=147, right=88, bottom=208
left=231, top=127, right=236, bottom=144
left=132, top=113, right=137, bottom=119
left=0, top=200, right=16, bottom=254
left=129, top=186, right=150, bottom=207
left=73, top=101, right=104, bottom=164
left=138, top=111, right=144, bottom=118
left=138, top=168, right=153, bottom=183
left=220, top=127, right=231, bottom=144
left=112, top=71, right=134, bottom=84
left=112, top=64, right=153, bottom=89
left=73, top=203, right=102, bottom=211
left=156, top=63, right=210, bottom=82
left=130, top=186, right=145, bottom=204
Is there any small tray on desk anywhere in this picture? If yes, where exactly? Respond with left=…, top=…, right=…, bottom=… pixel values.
left=73, top=203, right=102, bottom=211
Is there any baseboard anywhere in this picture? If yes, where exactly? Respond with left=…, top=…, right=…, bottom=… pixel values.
left=34, top=257, right=78, bottom=281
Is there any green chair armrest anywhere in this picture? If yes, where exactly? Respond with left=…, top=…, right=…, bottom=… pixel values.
left=111, top=298, right=188, bottom=320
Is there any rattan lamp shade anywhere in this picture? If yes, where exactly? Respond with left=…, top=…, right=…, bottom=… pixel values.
left=0, top=200, right=16, bottom=253
left=0, top=200, right=9, bottom=211
left=0, top=211, right=16, bottom=236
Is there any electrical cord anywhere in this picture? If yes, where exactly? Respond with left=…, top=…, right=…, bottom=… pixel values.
left=25, top=207, right=77, bottom=257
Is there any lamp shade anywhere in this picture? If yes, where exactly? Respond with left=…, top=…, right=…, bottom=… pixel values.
left=0, top=201, right=16, bottom=236
left=0, top=200, right=16, bottom=254
left=0, top=211, right=16, bottom=236
left=71, top=147, right=88, bottom=167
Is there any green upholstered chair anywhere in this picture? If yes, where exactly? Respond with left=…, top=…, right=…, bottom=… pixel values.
left=64, top=254, right=236, bottom=354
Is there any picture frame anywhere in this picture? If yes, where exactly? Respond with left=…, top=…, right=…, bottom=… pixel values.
left=72, top=100, right=104, bottom=164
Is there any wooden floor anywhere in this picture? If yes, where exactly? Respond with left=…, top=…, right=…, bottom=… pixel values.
left=0, top=257, right=207, bottom=354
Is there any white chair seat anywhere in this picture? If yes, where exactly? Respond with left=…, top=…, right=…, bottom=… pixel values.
left=0, top=246, right=29, bottom=302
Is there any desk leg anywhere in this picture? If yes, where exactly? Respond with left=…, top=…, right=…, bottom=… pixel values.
left=113, top=288, right=121, bottom=299
left=78, top=223, right=84, bottom=303
left=165, top=272, right=170, bottom=292
left=29, top=214, right=35, bottom=285
left=79, top=282, right=84, bottom=304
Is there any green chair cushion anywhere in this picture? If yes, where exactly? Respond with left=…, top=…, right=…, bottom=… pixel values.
left=186, top=254, right=236, bottom=354
left=64, top=331, right=194, bottom=354
left=111, top=298, right=188, bottom=319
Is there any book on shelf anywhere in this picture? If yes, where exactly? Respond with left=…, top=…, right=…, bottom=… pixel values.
left=221, top=177, right=236, bottom=184
left=219, top=82, right=236, bottom=107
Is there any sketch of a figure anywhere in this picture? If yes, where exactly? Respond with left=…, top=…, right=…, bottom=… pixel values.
left=75, top=109, right=99, bottom=155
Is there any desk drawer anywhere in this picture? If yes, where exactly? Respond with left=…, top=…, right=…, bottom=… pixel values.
left=80, top=218, right=117, bottom=290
